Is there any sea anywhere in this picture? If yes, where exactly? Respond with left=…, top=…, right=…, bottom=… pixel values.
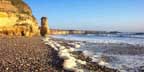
left=51, top=33, right=144, bottom=72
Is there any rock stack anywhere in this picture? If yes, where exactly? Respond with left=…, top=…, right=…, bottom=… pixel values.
left=40, top=17, right=50, bottom=37
left=0, top=0, right=39, bottom=37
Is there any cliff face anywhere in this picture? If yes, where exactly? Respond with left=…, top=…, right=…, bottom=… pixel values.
left=0, top=0, right=39, bottom=36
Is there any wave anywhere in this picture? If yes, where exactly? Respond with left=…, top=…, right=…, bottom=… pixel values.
left=51, top=34, right=144, bottom=46
left=77, top=44, right=144, bottom=72
left=86, top=33, right=144, bottom=39
left=51, top=34, right=144, bottom=72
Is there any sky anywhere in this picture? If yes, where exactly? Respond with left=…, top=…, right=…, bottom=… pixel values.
left=24, top=0, right=144, bottom=32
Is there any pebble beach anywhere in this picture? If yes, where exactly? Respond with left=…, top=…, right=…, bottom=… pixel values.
left=0, top=36, right=119, bottom=72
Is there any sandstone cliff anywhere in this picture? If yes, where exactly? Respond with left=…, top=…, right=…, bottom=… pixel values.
left=0, top=0, right=39, bottom=36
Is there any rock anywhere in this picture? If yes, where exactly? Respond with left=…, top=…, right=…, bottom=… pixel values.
left=0, top=0, right=39, bottom=37
left=40, top=17, right=50, bottom=37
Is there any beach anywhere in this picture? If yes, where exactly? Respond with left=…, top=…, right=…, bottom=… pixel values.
left=0, top=0, right=143, bottom=72
left=0, top=36, right=65, bottom=72
left=0, top=36, right=119, bottom=72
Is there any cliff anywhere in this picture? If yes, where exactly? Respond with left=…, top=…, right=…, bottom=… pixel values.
left=0, top=0, right=39, bottom=36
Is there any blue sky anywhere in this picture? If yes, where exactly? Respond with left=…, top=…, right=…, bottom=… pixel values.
left=25, top=0, right=144, bottom=32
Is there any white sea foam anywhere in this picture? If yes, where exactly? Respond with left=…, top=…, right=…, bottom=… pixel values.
left=82, top=50, right=144, bottom=72
left=82, top=50, right=94, bottom=57
left=106, top=55, right=144, bottom=72
left=51, top=34, right=144, bottom=72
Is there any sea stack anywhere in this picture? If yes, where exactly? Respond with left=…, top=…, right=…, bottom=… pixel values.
left=40, top=17, right=50, bottom=36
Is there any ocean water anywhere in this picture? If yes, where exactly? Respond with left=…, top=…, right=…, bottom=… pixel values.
left=51, top=33, right=144, bottom=72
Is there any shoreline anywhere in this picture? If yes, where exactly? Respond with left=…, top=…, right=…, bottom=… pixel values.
left=0, top=36, right=119, bottom=72
left=49, top=37, right=144, bottom=72
left=43, top=37, right=120, bottom=72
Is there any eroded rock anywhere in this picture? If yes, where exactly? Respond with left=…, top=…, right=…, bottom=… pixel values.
left=40, top=17, right=50, bottom=37
left=0, top=0, right=39, bottom=37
